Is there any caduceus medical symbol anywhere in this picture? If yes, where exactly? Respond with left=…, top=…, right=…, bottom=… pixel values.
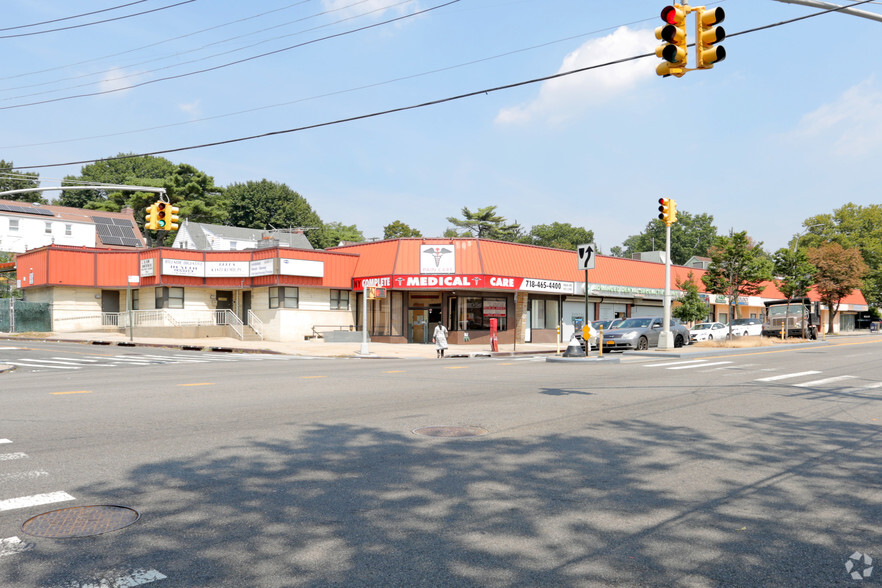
left=424, top=247, right=452, bottom=267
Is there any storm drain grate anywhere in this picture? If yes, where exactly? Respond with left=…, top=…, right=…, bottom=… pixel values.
left=21, top=505, right=140, bottom=538
left=412, top=426, right=489, bottom=438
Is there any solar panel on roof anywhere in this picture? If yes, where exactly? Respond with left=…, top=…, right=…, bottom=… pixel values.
left=111, top=218, right=133, bottom=226
left=92, top=216, right=113, bottom=224
left=102, top=236, right=124, bottom=245
left=121, top=237, right=142, bottom=247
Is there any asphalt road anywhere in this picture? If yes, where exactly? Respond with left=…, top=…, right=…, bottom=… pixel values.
left=1, top=338, right=880, bottom=587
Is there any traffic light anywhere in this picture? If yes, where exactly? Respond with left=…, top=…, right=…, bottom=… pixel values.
left=696, top=6, right=726, bottom=69
left=167, top=204, right=180, bottom=231
left=145, top=203, right=158, bottom=230
left=655, top=4, right=688, bottom=77
left=156, top=201, right=168, bottom=230
left=658, top=197, right=678, bottom=225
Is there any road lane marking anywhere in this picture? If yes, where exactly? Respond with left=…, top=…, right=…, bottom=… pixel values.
left=0, top=439, right=10, bottom=444
left=383, top=370, right=405, bottom=373
left=50, top=390, right=93, bottom=395
left=644, top=360, right=708, bottom=368
left=0, top=491, right=75, bottom=512
left=0, top=536, right=33, bottom=558
left=794, top=375, right=856, bottom=388
left=0, top=470, right=49, bottom=482
left=668, top=361, right=733, bottom=370
left=755, top=371, right=821, bottom=382
left=444, top=366, right=468, bottom=369
left=177, top=383, right=214, bottom=387
left=5, top=362, right=80, bottom=370
left=0, top=452, right=28, bottom=461
left=301, top=375, right=327, bottom=379
left=46, top=568, right=167, bottom=588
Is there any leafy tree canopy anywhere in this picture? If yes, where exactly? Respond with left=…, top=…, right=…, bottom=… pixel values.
left=320, top=222, right=364, bottom=249
left=673, top=271, right=710, bottom=325
left=772, top=247, right=816, bottom=301
left=520, top=222, right=594, bottom=251
left=59, top=154, right=177, bottom=209
left=618, top=210, right=718, bottom=265
left=384, top=220, right=422, bottom=239
left=225, top=180, right=325, bottom=249
left=446, top=205, right=522, bottom=241
left=702, top=231, right=773, bottom=322
left=807, top=242, right=868, bottom=333
left=0, top=159, right=44, bottom=203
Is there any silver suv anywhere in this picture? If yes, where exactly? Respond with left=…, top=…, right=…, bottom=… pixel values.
left=602, top=316, right=690, bottom=351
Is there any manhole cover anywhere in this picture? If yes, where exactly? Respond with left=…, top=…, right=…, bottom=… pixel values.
left=21, top=505, right=140, bottom=538
left=412, top=426, right=488, bottom=438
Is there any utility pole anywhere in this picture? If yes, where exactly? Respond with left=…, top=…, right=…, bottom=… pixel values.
left=657, top=199, right=678, bottom=350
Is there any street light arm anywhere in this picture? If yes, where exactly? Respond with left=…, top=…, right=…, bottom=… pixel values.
left=772, top=0, right=882, bottom=23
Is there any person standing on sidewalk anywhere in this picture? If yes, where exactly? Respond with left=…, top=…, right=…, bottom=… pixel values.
left=433, top=323, right=448, bottom=358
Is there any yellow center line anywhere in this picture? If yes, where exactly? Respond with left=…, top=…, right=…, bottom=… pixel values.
left=177, top=383, right=214, bottom=387
left=50, top=391, right=92, bottom=395
left=384, top=370, right=405, bottom=373
left=444, top=366, right=468, bottom=370
left=301, top=375, right=327, bottom=379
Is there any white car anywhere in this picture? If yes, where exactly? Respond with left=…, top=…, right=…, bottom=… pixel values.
left=730, top=317, right=763, bottom=337
left=689, top=322, right=728, bottom=342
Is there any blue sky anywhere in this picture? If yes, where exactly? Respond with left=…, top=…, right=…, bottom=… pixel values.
left=2, top=0, right=881, bottom=254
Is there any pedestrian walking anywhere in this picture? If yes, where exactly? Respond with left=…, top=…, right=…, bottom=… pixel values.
left=433, top=322, right=448, bottom=358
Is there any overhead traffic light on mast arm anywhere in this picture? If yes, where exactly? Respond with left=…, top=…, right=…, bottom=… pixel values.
left=167, top=203, right=180, bottom=231
left=655, top=4, right=688, bottom=77
left=658, top=198, right=678, bottom=226
left=156, top=201, right=168, bottom=230
left=696, top=6, right=726, bottom=69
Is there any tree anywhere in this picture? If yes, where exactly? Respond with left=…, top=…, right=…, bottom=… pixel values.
left=672, top=271, right=711, bottom=325
left=384, top=220, right=422, bottom=239
left=225, top=180, right=324, bottom=248
left=320, top=222, right=364, bottom=249
left=772, top=248, right=816, bottom=337
left=165, top=164, right=225, bottom=226
left=446, top=206, right=522, bottom=241
left=0, top=160, right=44, bottom=203
left=807, top=242, right=868, bottom=334
left=702, top=231, right=773, bottom=335
left=521, top=222, right=594, bottom=251
left=618, top=210, right=718, bottom=265
left=59, top=154, right=177, bottom=209
left=797, top=203, right=882, bottom=309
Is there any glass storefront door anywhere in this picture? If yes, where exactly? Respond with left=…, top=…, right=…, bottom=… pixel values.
left=410, top=309, right=430, bottom=343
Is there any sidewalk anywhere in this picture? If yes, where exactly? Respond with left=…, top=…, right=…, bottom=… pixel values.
left=1, top=331, right=564, bottom=359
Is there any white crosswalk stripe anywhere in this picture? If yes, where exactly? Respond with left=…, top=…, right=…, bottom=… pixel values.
left=45, top=568, right=167, bottom=588
left=5, top=362, right=81, bottom=370
left=0, top=452, right=28, bottom=461
left=0, top=536, right=33, bottom=558
left=0, top=470, right=49, bottom=482
left=0, top=491, right=75, bottom=512
left=794, top=375, right=856, bottom=388
left=668, top=361, right=733, bottom=370
left=755, top=371, right=822, bottom=382
left=0, top=439, right=11, bottom=444
left=644, top=359, right=709, bottom=368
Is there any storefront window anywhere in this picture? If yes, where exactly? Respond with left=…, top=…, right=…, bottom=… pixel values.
left=269, top=287, right=298, bottom=309
left=155, top=286, right=184, bottom=309
left=452, top=295, right=507, bottom=330
left=330, top=289, right=349, bottom=310
left=531, top=299, right=559, bottom=329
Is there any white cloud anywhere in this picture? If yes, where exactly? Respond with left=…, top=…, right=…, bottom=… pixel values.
left=321, top=0, right=416, bottom=19
left=98, top=67, right=135, bottom=95
left=790, top=77, right=882, bottom=157
left=178, top=100, right=202, bottom=118
left=496, top=26, right=656, bottom=125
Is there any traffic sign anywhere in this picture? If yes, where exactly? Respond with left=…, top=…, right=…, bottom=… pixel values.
left=582, top=324, right=594, bottom=340
left=577, top=243, right=596, bottom=270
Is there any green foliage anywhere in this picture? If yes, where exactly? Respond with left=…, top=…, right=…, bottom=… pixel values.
left=521, top=222, right=594, bottom=251
left=702, top=231, right=773, bottom=320
left=320, top=222, right=365, bottom=248
left=797, top=203, right=882, bottom=308
left=384, top=220, right=422, bottom=239
left=225, top=180, right=325, bottom=248
left=59, top=154, right=177, bottom=208
left=618, top=210, right=718, bottom=265
left=0, top=160, right=44, bottom=203
left=673, top=271, right=710, bottom=324
left=772, top=248, right=816, bottom=301
left=446, top=205, right=522, bottom=241
left=807, top=242, right=868, bottom=333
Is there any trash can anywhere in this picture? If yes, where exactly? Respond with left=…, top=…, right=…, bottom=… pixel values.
left=871, top=321, right=880, bottom=333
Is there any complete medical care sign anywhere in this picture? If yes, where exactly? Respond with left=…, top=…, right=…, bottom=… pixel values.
left=354, top=275, right=575, bottom=294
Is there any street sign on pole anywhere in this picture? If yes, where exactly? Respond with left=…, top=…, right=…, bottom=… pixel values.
left=577, top=243, right=596, bottom=271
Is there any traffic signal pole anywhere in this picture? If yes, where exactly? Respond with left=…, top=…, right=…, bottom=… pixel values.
left=658, top=222, right=675, bottom=350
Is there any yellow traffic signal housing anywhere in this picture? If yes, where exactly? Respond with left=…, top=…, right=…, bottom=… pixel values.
left=167, top=204, right=180, bottom=231
left=655, top=4, right=688, bottom=77
left=156, top=201, right=168, bottom=230
left=696, top=6, right=726, bottom=69
left=144, top=203, right=158, bottom=230
left=658, top=198, right=678, bottom=226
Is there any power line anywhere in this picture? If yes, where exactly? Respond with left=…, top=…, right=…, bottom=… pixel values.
left=0, top=0, right=457, bottom=110
left=0, top=0, right=151, bottom=32
left=0, top=0, right=198, bottom=40
left=13, top=0, right=877, bottom=171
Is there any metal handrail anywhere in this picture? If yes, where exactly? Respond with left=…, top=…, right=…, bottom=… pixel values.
left=247, top=310, right=264, bottom=340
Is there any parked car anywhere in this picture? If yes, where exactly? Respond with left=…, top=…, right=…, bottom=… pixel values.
left=592, top=319, right=624, bottom=332
left=602, top=316, right=689, bottom=351
left=689, top=321, right=729, bottom=342
left=730, top=317, right=763, bottom=337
